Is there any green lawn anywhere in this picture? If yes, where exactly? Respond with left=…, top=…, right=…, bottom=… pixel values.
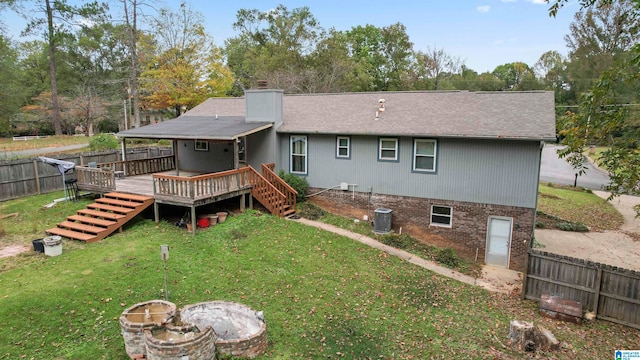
left=537, top=184, right=623, bottom=231
left=0, top=193, right=638, bottom=359
left=0, top=135, right=90, bottom=152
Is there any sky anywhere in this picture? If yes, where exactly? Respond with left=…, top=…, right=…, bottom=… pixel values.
left=3, top=0, right=580, bottom=73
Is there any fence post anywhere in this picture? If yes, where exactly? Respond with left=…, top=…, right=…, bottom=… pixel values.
left=33, top=159, right=41, bottom=195
left=592, top=267, right=603, bottom=317
left=521, top=249, right=531, bottom=300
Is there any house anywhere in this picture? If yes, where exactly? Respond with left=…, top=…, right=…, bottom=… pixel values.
left=87, top=88, right=555, bottom=271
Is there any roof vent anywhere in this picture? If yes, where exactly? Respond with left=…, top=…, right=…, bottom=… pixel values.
left=257, top=80, right=268, bottom=89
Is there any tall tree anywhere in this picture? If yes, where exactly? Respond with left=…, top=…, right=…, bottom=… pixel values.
left=492, top=62, right=541, bottom=90
left=0, top=34, right=24, bottom=135
left=548, top=0, right=640, bottom=213
left=564, top=0, right=640, bottom=98
left=15, top=0, right=107, bottom=135
left=413, top=46, right=462, bottom=90
left=140, top=3, right=233, bottom=115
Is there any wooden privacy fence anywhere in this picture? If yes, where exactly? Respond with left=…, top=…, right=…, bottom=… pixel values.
left=0, top=147, right=172, bottom=202
left=523, top=249, right=640, bottom=329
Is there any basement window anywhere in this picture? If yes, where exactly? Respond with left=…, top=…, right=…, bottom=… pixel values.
left=430, top=205, right=452, bottom=227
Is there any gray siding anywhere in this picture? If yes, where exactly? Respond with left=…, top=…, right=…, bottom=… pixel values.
left=177, top=140, right=234, bottom=173
left=246, top=129, right=277, bottom=170
left=277, top=134, right=541, bottom=208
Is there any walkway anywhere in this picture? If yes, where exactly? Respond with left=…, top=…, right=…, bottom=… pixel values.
left=293, top=218, right=521, bottom=294
left=535, top=191, right=640, bottom=271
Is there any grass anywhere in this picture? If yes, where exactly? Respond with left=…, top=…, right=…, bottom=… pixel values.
left=297, top=202, right=482, bottom=277
left=537, top=184, right=623, bottom=231
left=1, top=193, right=639, bottom=359
left=0, top=136, right=90, bottom=152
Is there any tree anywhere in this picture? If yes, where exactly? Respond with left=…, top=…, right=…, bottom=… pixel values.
left=226, top=4, right=323, bottom=93
left=492, top=62, right=541, bottom=90
left=564, top=0, right=640, bottom=98
left=140, top=3, right=234, bottom=115
left=0, top=34, right=25, bottom=135
left=548, top=0, right=640, bottom=213
left=13, top=0, right=107, bottom=135
left=413, top=46, right=462, bottom=90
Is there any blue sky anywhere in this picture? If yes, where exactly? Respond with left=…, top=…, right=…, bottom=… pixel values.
left=4, top=0, right=579, bottom=73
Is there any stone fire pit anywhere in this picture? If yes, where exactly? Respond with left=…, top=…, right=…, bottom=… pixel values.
left=119, top=300, right=177, bottom=358
left=180, top=301, right=267, bottom=358
left=144, top=324, right=216, bottom=360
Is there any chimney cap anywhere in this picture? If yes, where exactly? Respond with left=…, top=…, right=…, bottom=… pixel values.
left=257, top=80, right=268, bottom=89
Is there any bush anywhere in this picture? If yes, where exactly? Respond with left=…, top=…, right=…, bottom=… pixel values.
left=556, top=222, right=589, bottom=232
left=89, top=133, right=119, bottom=151
left=378, top=234, right=414, bottom=250
left=278, top=170, right=309, bottom=202
left=435, top=248, right=459, bottom=268
left=535, top=221, right=545, bottom=228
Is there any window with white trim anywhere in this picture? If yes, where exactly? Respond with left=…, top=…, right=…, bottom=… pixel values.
left=194, top=140, right=209, bottom=151
left=336, top=136, right=350, bottom=158
left=430, top=205, right=452, bottom=227
left=379, top=138, right=398, bottom=161
left=413, top=139, right=437, bottom=172
left=290, top=135, right=307, bottom=174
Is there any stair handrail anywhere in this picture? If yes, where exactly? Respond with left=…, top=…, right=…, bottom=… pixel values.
left=246, top=166, right=289, bottom=217
left=261, top=164, right=297, bottom=212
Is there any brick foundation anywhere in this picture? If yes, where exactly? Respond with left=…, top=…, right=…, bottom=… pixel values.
left=310, top=188, right=535, bottom=271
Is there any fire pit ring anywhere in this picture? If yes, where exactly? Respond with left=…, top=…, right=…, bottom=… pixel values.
left=180, top=301, right=267, bottom=358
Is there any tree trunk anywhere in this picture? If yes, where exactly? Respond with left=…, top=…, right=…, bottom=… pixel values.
left=46, top=0, right=62, bottom=135
left=124, top=0, right=141, bottom=128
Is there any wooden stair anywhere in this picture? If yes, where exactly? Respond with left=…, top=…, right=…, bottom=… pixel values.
left=46, top=192, right=154, bottom=243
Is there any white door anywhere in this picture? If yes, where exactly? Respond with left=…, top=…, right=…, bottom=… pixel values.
left=486, top=216, right=512, bottom=268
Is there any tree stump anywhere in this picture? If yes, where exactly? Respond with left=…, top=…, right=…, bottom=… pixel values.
left=508, top=320, right=559, bottom=352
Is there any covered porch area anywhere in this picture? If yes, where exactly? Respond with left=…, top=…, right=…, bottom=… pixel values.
left=75, top=115, right=297, bottom=233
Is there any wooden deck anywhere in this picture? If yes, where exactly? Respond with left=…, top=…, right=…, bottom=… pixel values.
left=115, top=174, right=155, bottom=196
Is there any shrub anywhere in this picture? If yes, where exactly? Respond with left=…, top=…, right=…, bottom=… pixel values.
left=435, top=248, right=459, bottom=268
left=535, top=221, right=545, bottom=228
left=278, top=170, right=309, bottom=202
left=89, top=133, right=119, bottom=151
left=297, top=203, right=325, bottom=220
left=378, top=234, right=413, bottom=250
left=556, top=222, right=589, bottom=232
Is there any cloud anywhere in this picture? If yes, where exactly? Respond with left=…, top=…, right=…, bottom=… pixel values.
left=476, top=5, right=490, bottom=13
left=527, top=0, right=547, bottom=4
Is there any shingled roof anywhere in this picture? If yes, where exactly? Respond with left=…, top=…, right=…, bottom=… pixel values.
left=119, top=90, right=556, bottom=141
left=278, top=90, right=556, bottom=141
left=117, top=115, right=272, bottom=140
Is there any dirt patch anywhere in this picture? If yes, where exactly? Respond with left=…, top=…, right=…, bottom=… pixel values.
left=307, top=197, right=477, bottom=261
left=0, top=244, right=30, bottom=259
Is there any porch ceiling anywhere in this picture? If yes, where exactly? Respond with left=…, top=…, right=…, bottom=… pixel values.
left=117, top=115, right=272, bottom=140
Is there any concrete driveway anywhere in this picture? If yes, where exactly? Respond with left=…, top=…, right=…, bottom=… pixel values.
left=535, top=191, right=640, bottom=271
left=540, top=144, right=610, bottom=190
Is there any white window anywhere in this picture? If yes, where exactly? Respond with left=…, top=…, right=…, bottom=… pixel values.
left=430, top=205, right=452, bottom=227
left=336, top=136, right=350, bottom=158
left=379, top=138, right=398, bottom=161
left=290, top=135, right=307, bottom=174
left=413, top=139, right=437, bottom=172
left=194, top=140, right=208, bottom=151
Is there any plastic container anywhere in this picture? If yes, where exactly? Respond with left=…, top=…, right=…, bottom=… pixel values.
left=43, top=235, right=62, bottom=257
left=197, top=216, right=210, bottom=228
left=32, top=239, right=44, bottom=253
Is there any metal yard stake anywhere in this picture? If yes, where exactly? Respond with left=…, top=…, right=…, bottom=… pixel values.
left=160, top=245, right=169, bottom=301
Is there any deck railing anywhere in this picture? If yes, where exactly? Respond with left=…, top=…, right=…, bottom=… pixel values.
left=153, top=168, right=251, bottom=201
left=100, top=155, right=175, bottom=176
left=76, top=166, right=116, bottom=192
left=261, top=163, right=297, bottom=212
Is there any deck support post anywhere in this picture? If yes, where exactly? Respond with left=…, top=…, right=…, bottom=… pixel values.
left=248, top=193, right=253, bottom=209
left=190, top=206, right=196, bottom=235
left=240, top=193, right=246, bottom=212
left=154, top=201, right=159, bottom=224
